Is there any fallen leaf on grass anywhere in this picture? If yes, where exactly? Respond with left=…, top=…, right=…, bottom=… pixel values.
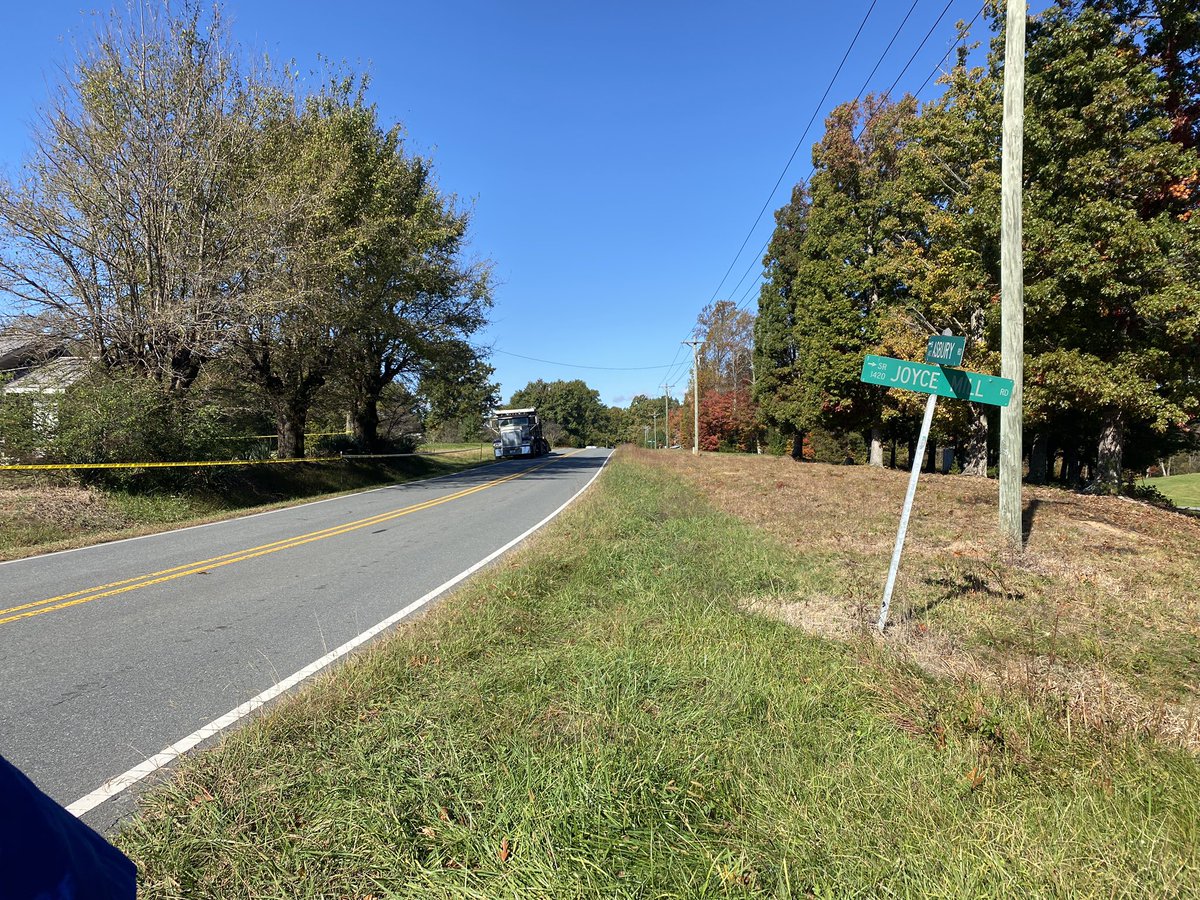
left=499, top=837, right=511, bottom=863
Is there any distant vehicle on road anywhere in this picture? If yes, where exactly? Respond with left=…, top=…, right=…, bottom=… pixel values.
left=489, top=408, right=550, bottom=459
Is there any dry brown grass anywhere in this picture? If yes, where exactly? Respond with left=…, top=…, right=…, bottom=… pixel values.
left=0, top=482, right=130, bottom=552
left=0, top=454, right=493, bottom=561
left=634, top=448, right=1200, bottom=749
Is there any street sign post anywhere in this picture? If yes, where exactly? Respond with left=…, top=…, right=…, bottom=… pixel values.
left=861, top=343, right=1015, bottom=631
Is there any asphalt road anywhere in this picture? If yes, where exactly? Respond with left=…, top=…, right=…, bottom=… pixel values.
left=0, top=447, right=610, bottom=831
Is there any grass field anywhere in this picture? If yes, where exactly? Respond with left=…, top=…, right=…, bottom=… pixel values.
left=116, top=449, right=1199, bottom=898
left=1141, top=472, right=1200, bottom=508
left=0, top=452, right=492, bottom=561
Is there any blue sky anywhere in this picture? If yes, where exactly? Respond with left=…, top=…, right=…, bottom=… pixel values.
left=0, top=1, right=994, bottom=407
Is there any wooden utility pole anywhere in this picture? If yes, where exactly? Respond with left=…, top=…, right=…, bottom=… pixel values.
left=999, top=0, right=1026, bottom=550
left=684, top=340, right=702, bottom=455
left=661, top=384, right=670, bottom=448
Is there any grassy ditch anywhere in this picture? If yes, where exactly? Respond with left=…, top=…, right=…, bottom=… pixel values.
left=0, top=450, right=490, bottom=560
left=117, top=450, right=1198, bottom=898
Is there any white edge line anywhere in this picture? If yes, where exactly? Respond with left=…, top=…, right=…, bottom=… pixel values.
left=66, top=450, right=612, bottom=817
left=0, top=452, right=550, bottom=570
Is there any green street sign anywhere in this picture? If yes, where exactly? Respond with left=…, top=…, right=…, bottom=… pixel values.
left=925, top=334, right=965, bottom=367
left=860, top=354, right=1014, bottom=407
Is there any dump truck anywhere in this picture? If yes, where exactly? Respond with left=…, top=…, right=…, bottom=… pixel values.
left=490, top=407, right=550, bottom=459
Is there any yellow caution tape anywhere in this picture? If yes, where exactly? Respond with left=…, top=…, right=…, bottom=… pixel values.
left=0, top=456, right=344, bottom=471
left=343, top=447, right=483, bottom=460
left=221, top=431, right=352, bottom=441
left=0, top=445, right=487, bottom=471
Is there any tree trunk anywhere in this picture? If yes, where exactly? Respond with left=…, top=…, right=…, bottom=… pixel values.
left=1028, top=432, right=1048, bottom=484
left=790, top=431, right=805, bottom=460
left=868, top=426, right=884, bottom=468
left=277, top=406, right=307, bottom=459
left=350, top=397, right=380, bottom=448
left=925, top=436, right=938, bottom=473
left=960, top=403, right=988, bottom=477
left=907, top=437, right=917, bottom=469
left=889, top=441, right=897, bottom=469
left=1063, top=446, right=1080, bottom=486
left=1096, top=412, right=1124, bottom=490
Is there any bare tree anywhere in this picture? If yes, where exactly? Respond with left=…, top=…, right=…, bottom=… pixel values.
left=0, top=2, right=260, bottom=392
left=694, top=300, right=755, bottom=393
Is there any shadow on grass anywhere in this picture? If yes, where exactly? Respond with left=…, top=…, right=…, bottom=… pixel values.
left=912, top=571, right=1027, bottom=618
left=1022, top=497, right=1041, bottom=545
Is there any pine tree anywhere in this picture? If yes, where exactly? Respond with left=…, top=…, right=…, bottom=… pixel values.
left=753, top=184, right=810, bottom=458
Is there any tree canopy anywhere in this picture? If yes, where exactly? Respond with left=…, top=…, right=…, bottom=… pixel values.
left=752, top=0, right=1200, bottom=487
left=0, top=2, right=492, bottom=460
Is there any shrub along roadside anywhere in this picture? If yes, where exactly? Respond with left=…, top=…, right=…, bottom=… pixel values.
left=116, top=452, right=1198, bottom=898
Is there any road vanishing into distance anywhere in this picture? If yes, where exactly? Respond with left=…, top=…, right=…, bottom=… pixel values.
left=0, top=448, right=610, bottom=831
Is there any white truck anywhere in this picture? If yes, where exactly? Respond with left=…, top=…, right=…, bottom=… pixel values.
left=490, top=407, right=551, bottom=459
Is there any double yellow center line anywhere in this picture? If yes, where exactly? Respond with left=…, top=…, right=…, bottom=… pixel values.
left=0, top=451, right=582, bottom=627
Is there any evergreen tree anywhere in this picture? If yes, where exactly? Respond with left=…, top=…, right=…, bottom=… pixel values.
left=754, top=185, right=810, bottom=458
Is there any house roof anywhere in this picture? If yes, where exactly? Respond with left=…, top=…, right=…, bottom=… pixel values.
left=3, top=357, right=87, bottom=395
left=0, top=330, right=63, bottom=370
left=0, top=335, right=39, bottom=367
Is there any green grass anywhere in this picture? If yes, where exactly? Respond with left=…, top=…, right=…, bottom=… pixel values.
left=1141, top=472, right=1200, bottom=508
left=116, top=452, right=1199, bottom=898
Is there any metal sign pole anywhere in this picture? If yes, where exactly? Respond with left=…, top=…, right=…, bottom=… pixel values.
left=878, top=391, right=938, bottom=631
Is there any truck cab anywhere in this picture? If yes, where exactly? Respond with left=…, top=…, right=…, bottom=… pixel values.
left=490, top=407, right=550, bottom=459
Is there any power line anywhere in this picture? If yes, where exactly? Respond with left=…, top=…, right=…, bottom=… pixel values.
left=727, top=2, right=987, bottom=318
left=699, top=0, right=924, bottom=326
left=702, top=0, right=882, bottom=309
left=883, top=0, right=958, bottom=99
left=915, top=5, right=984, bottom=95
left=489, top=5, right=987, bottom=390
left=485, top=346, right=679, bottom=371
left=664, top=5, right=984, bottom=398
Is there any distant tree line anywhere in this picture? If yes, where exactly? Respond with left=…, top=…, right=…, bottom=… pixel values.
left=0, top=2, right=495, bottom=462
left=750, top=0, right=1199, bottom=489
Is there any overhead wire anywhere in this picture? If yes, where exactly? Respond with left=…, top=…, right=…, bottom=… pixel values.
left=715, top=0, right=927, bottom=317
left=883, top=0, right=958, bottom=98
left=702, top=0, right=882, bottom=311
left=487, top=4, right=986, bottom=398
left=484, top=346, right=680, bottom=371
left=725, top=1, right=986, bottom=318
left=915, top=4, right=984, bottom=95
left=711, top=0, right=921, bottom=316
